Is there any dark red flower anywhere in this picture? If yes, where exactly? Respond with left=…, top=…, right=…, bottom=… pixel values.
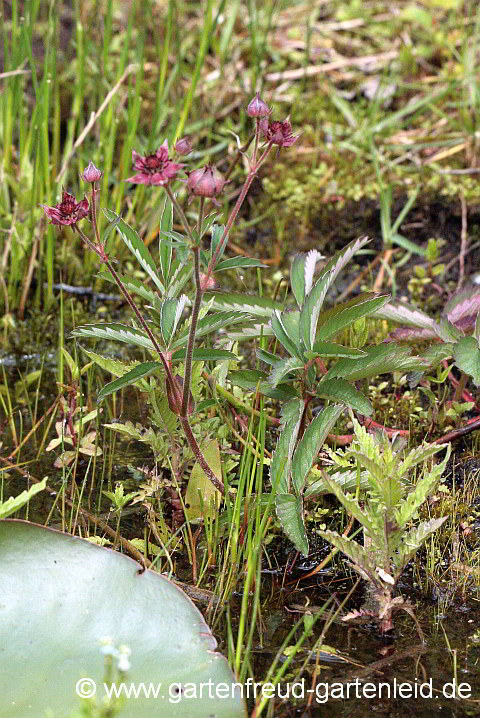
left=187, top=165, right=226, bottom=198
left=260, top=117, right=299, bottom=147
left=40, top=190, right=89, bottom=226
left=247, top=92, right=270, bottom=118
left=125, top=140, right=184, bottom=186
left=81, top=161, right=103, bottom=183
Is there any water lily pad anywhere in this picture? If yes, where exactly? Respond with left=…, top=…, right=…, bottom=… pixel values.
left=0, top=520, right=246, bottom=718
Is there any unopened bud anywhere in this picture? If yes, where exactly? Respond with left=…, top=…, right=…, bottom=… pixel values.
left=247, top=92, right=270, bottom=118
left=187, top=165, right=226, bottom=198
left=174, top=136, right=193, bottom=156
left=81, top=161, right=103, bottom=183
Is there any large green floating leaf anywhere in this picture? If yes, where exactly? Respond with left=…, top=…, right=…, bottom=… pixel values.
left=0, top=520, right=246, bottom=718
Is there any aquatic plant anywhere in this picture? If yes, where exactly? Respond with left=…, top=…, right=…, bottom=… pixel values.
left=227, top=242, right=429, bottom=554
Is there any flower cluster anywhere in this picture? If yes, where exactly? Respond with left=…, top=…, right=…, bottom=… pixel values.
left=41, top=93, right=298, bottom=228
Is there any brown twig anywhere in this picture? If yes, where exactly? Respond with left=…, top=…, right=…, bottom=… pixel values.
left=433, top=415, right=480, bottom=444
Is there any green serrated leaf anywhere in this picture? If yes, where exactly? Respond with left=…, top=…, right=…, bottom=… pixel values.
left=270, top=310, right=303, bottom=358
left=316, top=378, right=373, bottom=415
left=373, top=300, right=436, bottom=329
left=268, top=356, right=304, bottom=387
left=291, top=251, right=323, bottom=308
left=276, top=494, right=308, bottom=556
left=81, top=349, right=139, bottom=378
left=72, top=323, right=157, bottom=352
left=171, top=348, right=238, bottom=362
left=291, top=253, right=307, bottom=307
left=304, top=467, right=369, bottom=498
left=104, top=210, right=165, bottom=294
left=420, top=343, right=455, bottom=367
left=258, top=382, right=300, bottom=400
left=185, top=440, right=223, bottom=522
left=171, top=311, right=250, bottom=349
left=210, top=224, right=227, bottom=260
left=395, top=444, right=451, bottom=527
left=98, top=271, right=159, bottom=305
left=256, top=348, right=282, bottom=367
left=319, top=530, right=380, bottom=585
left=97, top=362, right=163, bottom=400
left=214, top=257, right=266, bottom=272
left=291, top=405, right=344, bottom=493
left=165, top=260, right=193, bottom=298
left=393, top=517, right=448, bottom=573
left=324, top=344, right=428, bottom=381
left=306, top=343, right=366, bottom=359
left=160, top=295, right=188, bottom=346
left=453, top=336, right=480, bottom=386
left=316, top=294, right=390, bottom=341
left=228, top=369, right=267, bottom=390
left=434, top=318, right=464, bottom=343
left=159, top=197, right=173, bottom=284
left=321, top=471, right=377, bottom=536
left=300, top=236, right=370, bottom=350
left=203, top=291, right=282, bottom=317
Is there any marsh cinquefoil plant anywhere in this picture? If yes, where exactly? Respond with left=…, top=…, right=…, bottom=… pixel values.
left=319, top=419, right=451, bottom=634
left=41, top=94, right=297, bottom=496
left=227, top=242, right=429, bottom=554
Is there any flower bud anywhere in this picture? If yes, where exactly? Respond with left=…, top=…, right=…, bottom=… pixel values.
left=174, top=136, right=193, bottom=156
left=187, top=165, right=226, bottom=198
left=247, top=92, right=270, bottom=118
left=81, top=161, right=103, bottom=183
